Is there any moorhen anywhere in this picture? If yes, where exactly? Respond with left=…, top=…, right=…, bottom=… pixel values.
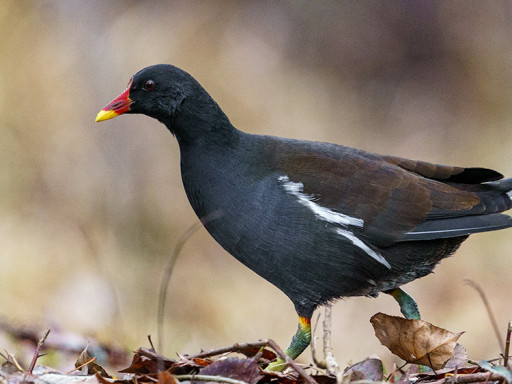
left=96, top=64, right=512, bottom=370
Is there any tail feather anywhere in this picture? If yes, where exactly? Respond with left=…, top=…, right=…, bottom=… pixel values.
left=487, top=177, right=512, bottom=195
left=403, top=213, right=512, bottom=241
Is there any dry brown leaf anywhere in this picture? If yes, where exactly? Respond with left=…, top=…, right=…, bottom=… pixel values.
left=200, top=358, right=263, bottom=384
left=193, top=357, right=213, bottom=367
left=343, top=358, right=384, bottom=382
left=396, top=364, right=419, bottom=384
left=95, top=371, right=116, bottom=384
left=158, top=370, right=178, bottom=384
left=370, top=312, right=463, bottom=370
left=1, top=360, right=19, bottom=374
left=75, top=346, right=110, bottom=377
left=443, top=343, right=468, bottom=370
left=120, top=348, right=175, bottom=374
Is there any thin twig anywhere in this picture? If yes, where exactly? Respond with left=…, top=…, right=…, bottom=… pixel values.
left=444, top=371, right=505, bottom=384
left=148, top=335, right=156, bottom=351
left=322, top=305, right=332, bottom=357
left=385, top=361, right=408, bottom=381
left=311, top=311, right=325, bottom=368
left=484, top=371, right=492, bottom=384
left=192, top=341, right=269, bottom=359
left=67, top=356, right=97, bottom=374
left=174, top=374, right=248, bottom=384
left=504, top=321, right=511, bottom=368
left=2, top=350, right=24, bottom=372
left=464, top=280, right=504, bottom=353
left=157, top=210, right=224, bottom=353
left=322, top=306, right=342, bottom=383
left=27, top=329, right=50, bottom=374
left=157, top=221, right=203, bottom=353
left=137, top=347, right=176, bottom=364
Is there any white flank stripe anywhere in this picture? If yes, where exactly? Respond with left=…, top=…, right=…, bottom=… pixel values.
left=508, top=190, right=512, bottom=199
left=278, top=176, right=364, bottom=227
left=336, top=229, right=392, bottom=269
left=278, top=175, right=391, bottom=269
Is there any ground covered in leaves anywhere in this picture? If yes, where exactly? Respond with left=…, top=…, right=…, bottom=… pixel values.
left=1, top=313, right=511, bottom=384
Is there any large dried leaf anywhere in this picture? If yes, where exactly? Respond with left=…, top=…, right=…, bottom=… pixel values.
left=370, top=312, right=463, bottom=370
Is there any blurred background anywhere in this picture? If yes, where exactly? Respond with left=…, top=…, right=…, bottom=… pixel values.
left=1, top=0, right=512, bottom=370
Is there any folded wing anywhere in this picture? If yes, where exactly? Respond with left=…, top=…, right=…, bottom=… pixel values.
left=276, top=145, right=512, bottom=247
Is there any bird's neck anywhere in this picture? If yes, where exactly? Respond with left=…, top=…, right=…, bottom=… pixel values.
left=166, top=92, right=240, bottom=149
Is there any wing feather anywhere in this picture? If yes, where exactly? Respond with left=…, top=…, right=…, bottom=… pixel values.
left=268, top=141, right=512, bottom=246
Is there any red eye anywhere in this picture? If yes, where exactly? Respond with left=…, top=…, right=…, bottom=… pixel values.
left=143, top=80, right=155, bottom=91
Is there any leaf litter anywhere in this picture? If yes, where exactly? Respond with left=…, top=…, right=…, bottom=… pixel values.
left=1, top=317, right=511, bottom=384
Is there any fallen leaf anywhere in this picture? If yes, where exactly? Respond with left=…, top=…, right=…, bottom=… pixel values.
left=171, top=354, right=213, bottom=372
left=395, top=364, right=419, bottom=384
left=1, top=361, right=19, bottom=374
left=158, top=370, right=178, bottom=384
left=95, top=371, right=116, bottom=383
left=120, top=348, right=175, bottom=374
left=443, top=343, right=468, bottom=370
left=370, top=312, right=463, bottom=370
left=235, top=346, right=276, bottom=361
left=200, top=358, right=263, bottom=384
left=343, top=358, right=384, bottom=382
left=193, top=357, right=213, bottom=367
left=478, top=360, right=512, bottom=383
left=75, top=346, right=110, bottom=377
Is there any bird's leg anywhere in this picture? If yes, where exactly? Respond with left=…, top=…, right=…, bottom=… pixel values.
left=387, top=288, right=421, bottom=319
left=388, top=288, right=433, bottom=373
left=266, top=316, right=311, bottom=372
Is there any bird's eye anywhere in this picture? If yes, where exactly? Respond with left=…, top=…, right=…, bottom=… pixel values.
left=143, top=80, right=155, bottom=91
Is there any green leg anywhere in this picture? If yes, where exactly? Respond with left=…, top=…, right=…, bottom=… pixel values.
left=388, top=288, right=421, bottom=320
left=266, top=316, right=311, bottom=372
left=388, top=289, right=431, bottom=372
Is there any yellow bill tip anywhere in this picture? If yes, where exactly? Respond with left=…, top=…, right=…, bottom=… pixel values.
left=95, top=109, right=120, bottom=122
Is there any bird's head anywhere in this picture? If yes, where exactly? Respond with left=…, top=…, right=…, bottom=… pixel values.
left=96, top=64, right=235, bottom=146
left=95, top=64, right=201, bottom=127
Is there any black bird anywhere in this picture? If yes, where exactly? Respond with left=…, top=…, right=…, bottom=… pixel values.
left=96, top=64, right=512, bottom=370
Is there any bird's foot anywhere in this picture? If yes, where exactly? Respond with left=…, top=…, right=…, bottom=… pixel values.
left=265, top=316, right=311, bottom=372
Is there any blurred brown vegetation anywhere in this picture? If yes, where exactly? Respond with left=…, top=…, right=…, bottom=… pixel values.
left=1, top=0, right=512, bottom=370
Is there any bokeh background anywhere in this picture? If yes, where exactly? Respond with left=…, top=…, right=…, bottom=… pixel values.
left=1, top=0, right=512, bottom=370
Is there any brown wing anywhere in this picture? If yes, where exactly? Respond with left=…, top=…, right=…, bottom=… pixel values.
left=274, top=144, right=508, bottom=247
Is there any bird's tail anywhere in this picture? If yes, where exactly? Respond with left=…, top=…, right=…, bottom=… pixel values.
left=487, top=177, right=512, bottom=197
left=404, top=177, right=512, bottom=241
